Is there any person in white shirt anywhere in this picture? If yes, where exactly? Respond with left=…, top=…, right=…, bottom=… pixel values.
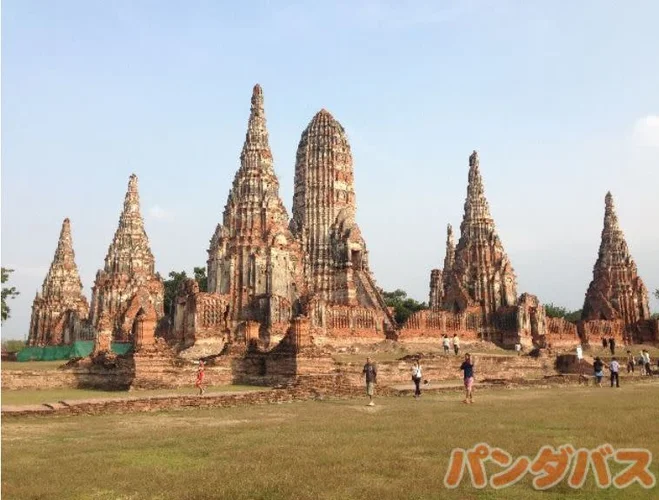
left=609, top=357, right=620, bottom=388
left=411, top=360, right=422, bottom=399
left=452, top=334, right=460, bottom=356
left=642, top=350, right=652, bottom=376
left=442, top=335, right=450, bottom=355
left=576, top=345, right=584, bottom=376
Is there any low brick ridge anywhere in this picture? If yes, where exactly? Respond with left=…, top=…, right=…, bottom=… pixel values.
left=4, top=377, right=657, bottom=419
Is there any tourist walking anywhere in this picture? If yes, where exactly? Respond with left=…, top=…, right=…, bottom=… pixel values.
left=515, top=339, right=522, bottom=356
left=452, top=334, right=460, bottom=356
left=459, top=353, right=475, bottom=404
left=609, top=357, right=620, bottom=388
left=601, top=337, right=608, bottom=352
left=593, top=357, right=604, bottom=387
left=195, top=360, right=205, bottom=395
left=363, top=357, right=377, bottom=406
left=442, top=335, right=450, bottom=355
left=642, top=350, right=652, bottom=376
left=576, top=344, right=584, bottom=376
left=411, top=360, right=422, bottom=399
left=608, top=337, right=616, bottom=356
left=626, top=350, right=635, bottom=374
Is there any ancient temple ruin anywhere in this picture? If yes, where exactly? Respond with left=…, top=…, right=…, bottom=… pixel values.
left=24, top=86, right=657, bottom=363
left=403, top=151, right=554, bottom=348
left=428, top=224, right=455, bottom=309
left=178, top=84, right=305, bottom=347
left=89, top=174, right=164, bottom=344
left=579, top=192, right=652, bottom=343
left=175, top=88, right=396, bottom=346
left=27, top=218, right=90, bottom=345
left=442, top=151, right=517, bottom=315
left=291, top=109, right=397, bottom=339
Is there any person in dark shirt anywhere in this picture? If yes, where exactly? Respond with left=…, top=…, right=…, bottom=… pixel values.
left=608, top=337, right=616, bottom=356
left=363, top=357, right=377, bottom=406
left=601, top=337, right=607, bottom=351
left=593, top=357, right=604, bottom=387
left=459, top=353, right=475, bottom=404
left=626, top=350, right=635, bottom=374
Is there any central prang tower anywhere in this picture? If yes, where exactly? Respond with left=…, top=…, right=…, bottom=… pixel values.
left=291, top=109, right=396, bottom=332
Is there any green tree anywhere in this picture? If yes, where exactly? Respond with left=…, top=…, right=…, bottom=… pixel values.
left=2, top=339, right=26, bottom=352
left=381, top=289, right=427, bottom=325
left=654, top=289, right=659, bottom=300
left=162, top=266, right=208, bottom=317
left=544, top=302, right=581, bottom=322
left=163, top=270, right=188, bottom=317
left=1, top=268, right=20, bottom=322
left=194, top=267, right=208, bottom=292
left=544, top=303, right=569, bottom=318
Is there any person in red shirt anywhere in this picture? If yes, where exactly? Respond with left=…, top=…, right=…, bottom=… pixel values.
left=195, top=360, right=206, bottom=395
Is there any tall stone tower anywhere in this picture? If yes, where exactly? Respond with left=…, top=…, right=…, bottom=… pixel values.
left=428, top=269, right=443, bottom=310
left=582, top=192, right=650, bottom=324
left=207, top=84, right=304, bottom=328
left=89, top=174, right=164, bottom=341
left=443, top=151, right=517, bottom=315
left=291, top=109, right=395, bottom=331
left=442, top=224, right=456, bottom=302
left=28, top=218, right=90, bottom=345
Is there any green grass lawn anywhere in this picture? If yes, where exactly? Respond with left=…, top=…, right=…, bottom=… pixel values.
left=1, top=385, right=266, bottom=406
left=3, top=382, right=658, bottom=500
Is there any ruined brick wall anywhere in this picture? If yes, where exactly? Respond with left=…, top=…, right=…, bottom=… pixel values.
left=399, top=309, right=485, bottom=341
left=336, top=355, right=558, bottom=387
left=577, top=319, right=627, bottom=345
left=544, top=317, right=580, bottom=347
left=173, top=281, right=231, bottom=346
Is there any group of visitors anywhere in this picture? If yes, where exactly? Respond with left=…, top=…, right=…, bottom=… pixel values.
left=363, top=350, right=476, bottom=406
left=192, top=334, right=653, bottom=403
left=601, top=336, right=617, bottom=355
left=592, top=356, right=620, bottom=388
left=582, top=341, right=654, bottom=389
left=441, top=334, right=461, bottom=356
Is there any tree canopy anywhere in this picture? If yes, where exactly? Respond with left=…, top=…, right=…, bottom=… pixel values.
left=544, top=302, right=581, bottom=322
left=162, top=267, right=208, bottom=317
left=380, top=289, right=428, bottom=325
left=1, top=268, right=20, bottom=323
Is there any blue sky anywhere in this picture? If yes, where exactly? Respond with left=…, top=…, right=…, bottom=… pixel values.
left=2, top=0, right=658, bottom=340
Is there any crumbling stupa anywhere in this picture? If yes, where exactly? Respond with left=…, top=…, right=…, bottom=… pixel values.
left=89, top=174, right=164, bottom=342
left=582, top=192, right=650, bottom=325
left=442, top=151, right=517, bottom=315
left=206, top=84, right=305, bottom=335
left=27, top=218, right=90, bottom=345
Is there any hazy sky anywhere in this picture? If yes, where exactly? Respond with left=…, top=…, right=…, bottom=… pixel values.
left=2, top=0, right=658, bottom=340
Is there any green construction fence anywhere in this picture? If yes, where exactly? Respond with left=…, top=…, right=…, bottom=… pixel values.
left=15, top=341, right=133, bottom=362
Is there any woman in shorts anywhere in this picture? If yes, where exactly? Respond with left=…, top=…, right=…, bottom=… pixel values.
left=593, top=357, right=604, bottom=387
left=459, top=353, right=475, bottom=404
